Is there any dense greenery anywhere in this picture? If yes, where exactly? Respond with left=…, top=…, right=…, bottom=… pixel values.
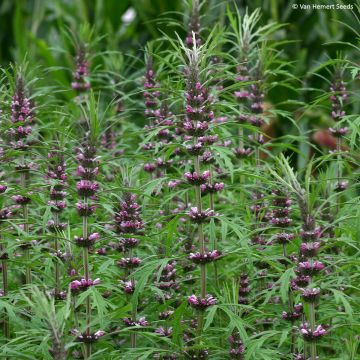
left=0, top=1, right=359, bottom=359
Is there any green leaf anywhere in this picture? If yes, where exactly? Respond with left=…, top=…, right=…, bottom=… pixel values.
left=203, top=305, right=218, bottom=330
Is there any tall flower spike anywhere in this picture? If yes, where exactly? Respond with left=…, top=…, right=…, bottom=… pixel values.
left=0, top=183, right=12, bottom=338
left=144, top=56, right=160, bottom=121
left=186, top=0, right=201, bottom=47
left=10, top=76, right=35, bottom=287
left=228, top=331, right=245, bottom=359
left=73, top=140, right=99, bottom=358
left=238, top=273, right=251, bottom=305
left=114, top=191, right=144, bottom=348
left=179, top=42, right=219, bottom=357
left=9, top=76, right=35, bottom=150
left=328, top=69, right=349, bottom=196
left=47, top=149, right=67, bottom=300
left=270, top=188, right=297, bottom=354
left=72, top=44, right=91, bottom=92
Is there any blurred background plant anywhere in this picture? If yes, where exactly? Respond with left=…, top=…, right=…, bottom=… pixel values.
left=0, top=0, right=358, bottom=167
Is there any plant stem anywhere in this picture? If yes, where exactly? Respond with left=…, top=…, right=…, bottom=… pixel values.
left=19, top=155, right=31, bottom=288
left=1, top=233, right=9, bottom=338
left=238, top=127, right=245, bottom=204
left=53, top=212, right=60, bottom=295
left=82, top=197, right=91, bottom=359
left=23, top=204, right=31, bottom=286
left=336, top=136, right=341, bottom=214
left=309, top=302, right=316, bottom=360
left=302, top=312, right=307, bottom=359
left=208, top=166, right=219, bottom=287
left=131, top=304, right=137, bottom=348
left=282, top=243, right=296, bottom=354
left=194, top=150, right=207, bottom=341
left=128, top=248, right=137, bottom=348
left=194, top=155, right=206, bottom=296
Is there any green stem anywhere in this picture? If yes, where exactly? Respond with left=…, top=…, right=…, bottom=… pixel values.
left=1, top=234, right=9, bottom=338
left=19, top=156, right=31, bottom=288
left=23, top=204, right=31, bottom=287
left=208, top=167, right=223, bottom=342
left=194, top=151, right=207, bottom=341
left=53, top=212, right=60, bottom=295
left=309, top=302, right=316, bottom=360
left=335, top=136, right=341, bottom=214
left=282, top=243, right=296, bottom=354
left=131, top=305, right=137, bottom=348
left=127, top=247, right=137, bottom=348
left=82, top=197, right=91, bottom=359
left=302, top=313, right=307, bottom=359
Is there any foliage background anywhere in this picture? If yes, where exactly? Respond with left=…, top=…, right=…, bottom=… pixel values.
left=0, top=0, right=358, bottom=168
left=0, top=1, right=359, bottom=359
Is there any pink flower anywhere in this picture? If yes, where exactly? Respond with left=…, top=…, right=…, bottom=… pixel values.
left=188, top=294, right=217, bottom=310
left=189, top=250, right=221, bottom=264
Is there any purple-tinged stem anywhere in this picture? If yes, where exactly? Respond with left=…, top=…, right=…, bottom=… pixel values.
left=128, top=248, right=137, bottom=348
left=194, top=152, right=206, bottom=340
left=53, top=212, right=60, bottom=295
left=1, top=233, right=9, bottom=338
left=208, top=167, right=219, bottom=287
left=82, top=196, right=91, bottom=359
left=309, top=302, right=316, bottom=359
left=336, top=137, right=341, bottom=214
left=19, top=155, right=31, bottom=287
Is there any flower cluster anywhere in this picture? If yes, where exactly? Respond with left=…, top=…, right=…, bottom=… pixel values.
left=74, top=232, right=99, bottom=248
left=71, top=329, right=105, bottom=343
left=154, top=326, right=173, bottom=337
left=282, top=303, right=303, bottom=322
left=290, top=208, right=326, bottom=345
left=184, top=170, right=210, bottom=185
left=235, top=66, right=266, bottom=149
left=117, top=257, right=142, bottom=269
left=114, top=192, right=144, bottom=235
left=329, top=72, right=347, bottom=121
left=114, top=191, right=144, bottom=337
left=144, top=57, right=160, bottom=120
left=200, top=182, right=224, bottom=194
left=71, top=45, right=90, bottom=92
left=250, top=191, right=267, bottom=249
left=155, top=261, right=178, bottom=295
left=300, top=323, right=327, bottom=342
left=234, top=147, right=252, bottom=159
left=0, top=207, right=12, bottom=222
left=119, top=280, right=136, bottom=294
left=187, top=207, right=216, bottom=223
left=12, top=194, right=31, bottom=205
left=186, top=0, right=201, bottom=47
left=47, top=151, right=67, bottom=212
left=114, top=237, right=139, bottom=252
left=123, top=317, right=149, bottom=327
left=296, top=260, right=325, bottom=276
left=228, top=332, right=245, bottom=359
left=187, top=294, right=217, bottom=310
left=47, top=219, right=67, bottom=233
left=70, top=278, right=100, bottom=293
left=328, top=70, right=349, bottom=193
left=76, top=201, right=96, bottom=217
left=238, top=273, right=251, bottom=305
left=301, top=288, right=321, bottom=303
left=189, top=250, right=221, bottom=264
left=76, top=144, right=99, bottom=201
left=9, top=77, right=35, bottom=149
left=270, top=190, right=293, bottom=229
